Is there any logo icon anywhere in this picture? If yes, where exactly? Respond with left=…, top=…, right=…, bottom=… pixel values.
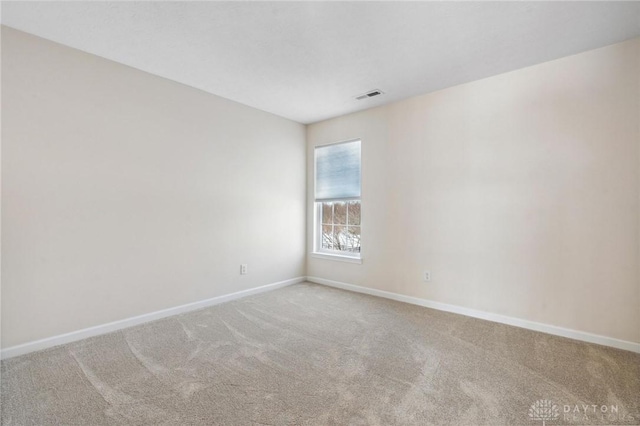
left=529, top=399, right=559, bottom=426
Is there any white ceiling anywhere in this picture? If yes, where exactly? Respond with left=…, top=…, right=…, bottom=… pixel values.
left=2, top=1, right=640, bottom=124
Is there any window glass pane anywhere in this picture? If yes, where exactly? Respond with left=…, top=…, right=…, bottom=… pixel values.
left=321, top=202, right=333, bottom=224
left=348, top=201, right=361, bottom=226
left=334, top=202, right=347, bottom=225
left=347, top=226, right=361, bottom=252
left=333, top=225, right=346, bottom=251
left=315, top=140, right=361, bottom=201
left=321, top=224, right=333, bottom=249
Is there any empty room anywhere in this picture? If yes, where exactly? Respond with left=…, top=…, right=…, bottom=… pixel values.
left=1, top=1, right=639, bottom=425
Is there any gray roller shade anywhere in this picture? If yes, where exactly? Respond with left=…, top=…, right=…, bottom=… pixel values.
left=315, top=140, right=361, bottom=201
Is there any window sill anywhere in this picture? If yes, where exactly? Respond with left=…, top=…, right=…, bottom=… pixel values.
left=310, top=252, right=363, bottom=264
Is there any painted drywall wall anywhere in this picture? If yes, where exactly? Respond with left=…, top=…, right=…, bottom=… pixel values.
left=1, top=27, right=306, bottom=349
left=307, top=38, right=640, bottom=344
left=0, top=26, right=4, bottom=354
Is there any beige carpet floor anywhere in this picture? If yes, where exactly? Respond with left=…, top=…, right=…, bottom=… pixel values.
left=2, top=282, right=639, bottom=425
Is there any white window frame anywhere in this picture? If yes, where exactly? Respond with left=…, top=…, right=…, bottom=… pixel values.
left=312, top=139, right=362, bottom=264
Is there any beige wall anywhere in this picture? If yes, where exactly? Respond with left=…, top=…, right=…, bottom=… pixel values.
left=1, top=27, right=306, bottom=348
left=307, top=38, right=640, bottom=344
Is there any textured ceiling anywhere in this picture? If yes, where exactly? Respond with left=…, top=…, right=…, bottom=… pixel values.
left=2, top=1, right=640, bottom=124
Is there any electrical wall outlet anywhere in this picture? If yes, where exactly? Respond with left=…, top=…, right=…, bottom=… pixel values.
left=240, top=264, right=248, bottom=275
left=423, top=271, right=431, bottom=282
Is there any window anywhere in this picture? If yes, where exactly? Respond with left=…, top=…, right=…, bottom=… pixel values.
left=314, top=139, right=361, bottom=259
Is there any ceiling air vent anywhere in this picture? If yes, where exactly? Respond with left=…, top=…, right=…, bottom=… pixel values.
left=356, top=89, right=384, bottom=100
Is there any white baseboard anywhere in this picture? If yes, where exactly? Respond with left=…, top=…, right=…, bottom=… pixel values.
left=1, top=276, right=305, bottom=360
left=307, top=276, right=640, bottom=354
left=5, top=275, right=638, bottom=359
